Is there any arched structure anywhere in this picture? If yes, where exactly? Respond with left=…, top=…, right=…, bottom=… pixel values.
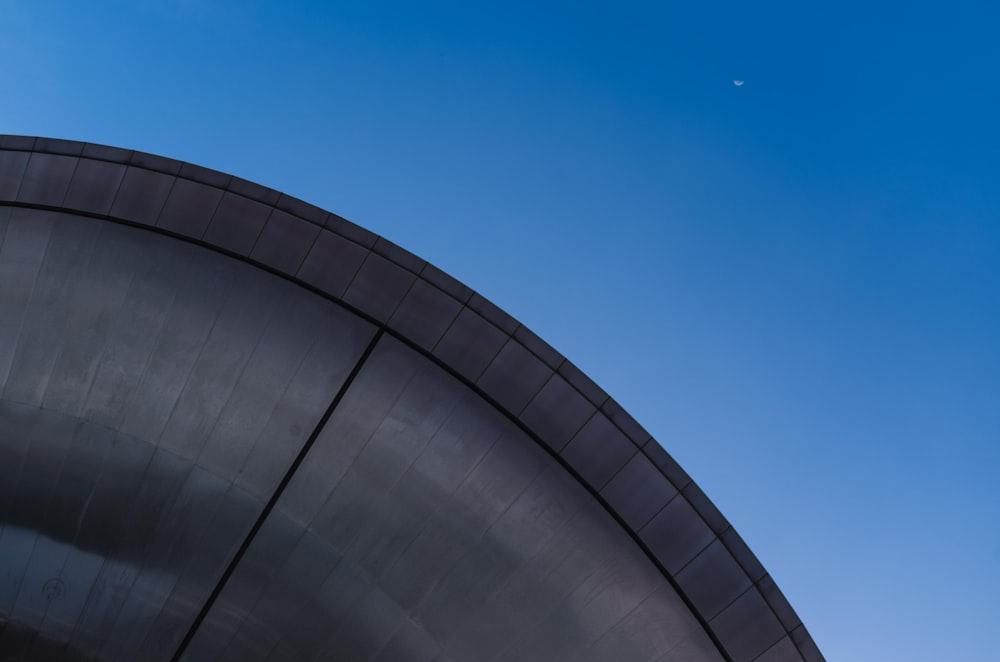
left=0, top=136, right=822, bottom=661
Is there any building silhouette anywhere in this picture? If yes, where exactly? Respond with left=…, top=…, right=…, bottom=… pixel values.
left=0, top=136, right=821, bottom=661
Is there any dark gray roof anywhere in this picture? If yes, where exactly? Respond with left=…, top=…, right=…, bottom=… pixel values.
left=0, top=136, right=822, bottom=662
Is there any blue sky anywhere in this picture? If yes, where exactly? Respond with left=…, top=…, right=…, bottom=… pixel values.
left=2, top=1, right=999, bottom=659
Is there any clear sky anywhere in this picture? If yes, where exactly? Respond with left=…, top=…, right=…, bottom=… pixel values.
left=3, top=1, right=998, bottom=659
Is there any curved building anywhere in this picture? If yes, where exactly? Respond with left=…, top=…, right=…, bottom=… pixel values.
left=0, top=136, right=822, bottom=662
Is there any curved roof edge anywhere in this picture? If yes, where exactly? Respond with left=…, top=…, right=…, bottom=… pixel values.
left=0, top=135, right=823, bottom=662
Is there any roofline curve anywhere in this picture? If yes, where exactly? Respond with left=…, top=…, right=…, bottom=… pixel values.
left=0, top=135, right=822, bottom=662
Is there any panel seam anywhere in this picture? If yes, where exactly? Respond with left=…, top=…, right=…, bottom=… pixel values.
left=169, top=327, right=385, bottom=661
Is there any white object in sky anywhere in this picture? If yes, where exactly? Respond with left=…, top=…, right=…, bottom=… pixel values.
left=733, top=79, right=745, bottom=86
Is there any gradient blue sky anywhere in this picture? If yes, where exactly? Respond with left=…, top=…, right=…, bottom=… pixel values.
left=3, top=2, right=999, bottom=659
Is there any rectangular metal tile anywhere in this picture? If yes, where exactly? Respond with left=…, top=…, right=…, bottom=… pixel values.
left=754, top=636, right=805, bottom=662
left=311, top=588, right=403, bottom=659
left=275, top=193, right=328, bottom=226
left=227, top=176, right=280, bottom=206
left=186, top=515, right=304, bottom=660
left=0, top=150, right=30, bottom=200
left=325, top=212, right=377, bottom=247
left=371, top=618, right=440, bottom=662
left=556, top=359, right=607, bottom=407
left=675, top=539, right=753, bottom=620
left=16, top=153, right=77, bottom=206
left=0, top=211, right=53, bottom=387
left=519, top=374, right=596, bottom=451
left=790, top=625, right=824, bottom=662
left=248, top=208, right=319, bottom=276
left=420, top=262, right=473, bottom=302
left=179, top=162, right=231, bottom=189
left=600, top=451, right=678, bottom=531
left=683, top=482, right=730, bottom=535
left=432, top=308, right=508, bottom=382
left=0, top=136, right=35, bottom=150
left=110, top=167, right=176, bottom=226
left=758, top=574, right=801, bottom=632
left=709, top=587, right=786, bottom=662
left=560, top=413, right=637, bottom=490
left=342, top=252, right=417, bottom=322
left=296, top=229, right=369, bottom=299
left=373, top=236, right=425, bottom=274
left=601, top=397, right=652, bottom=445
left=475, top=339, right=554, bottom=415
left=203, top=192, right=273, bottom=255
left=129, top=150, right=181, bottom=175
left=512, top=325, right=563, bottom=370
left=387, top=278, right=462, bottom=350
left=642, top=440, right=692, bottom=491
left=35, top=137, right=84, bottom=156
left=379, top=422, right=546, bottom=611
left=2, top=216, right=99, bottom=408
left=638, top=494, right=714, bottom=575
left=156, top=178, right=222, bottom=239
left=64, top=159, right=127, bottom=215
left=467, top=293, right=518, bottom=334
left=721, top=528, right=767, bottom=583
left=82, top=143, right=131, bottom=163
left=40, top=226, right=142, bottom=417
left=573, top=582, right=710, bottom=662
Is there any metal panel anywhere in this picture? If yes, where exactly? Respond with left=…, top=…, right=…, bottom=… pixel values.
left=476, top=339, right=554, bottom=415
left=758, top=574, right=801, bottom=632
left=513, top=325, right=563, bottom=370
left=755, top=637, right=805, bottom=662
left=0, top=135, right=36, bottom=150
left=556, top=359, right=607, bottom=407
left=708, top=587, right=786, bottom=662
left=109, top=167, right=175, bottom=226
left=573, top=583, right=718, bottom=662
left=342, top=252, right=417, bottom=323
left=388, top=278, right=463, bottom=351
left=639, top=495, right=714, bottom=575
left=184, top=337, right=717, bottom=661
left=81, top=142, right=131, bottom=163
left=601, top=397, right=651, bottom=446
left=296, top=229, right=369, bottom=298
left=16, top=153, right=77, bottom=207
left=432, top=308, right=507, bottom=382
left=420, top=262, right=473, bottom=303
left=643, top=439, right=693, bottom=491
left=203, top=192, right=273, bottom=255
left=600, top=452, right=678, bottom=531
left=372, top=236, right=425, bottom=274
left=0, top=137, right=825, bottom=662
left=64, top=159, right=127, bottom=215
left=249, top=208, right=319, bottom=276
left=326, top=212, right=378, bottom=248
left=560, top=413, right=637, bottom=489
left=721, top=527, right=767, bottom=584
left=520, top=373, right=597, bottom=451
left=675, top=540, right=754, bottom=621
left=790, top=625, right=824, bottom=662
left=0, top=150, right=29, bottom=200
left=156, top=178, right=224, bottom=239
left=275, top=193, right=328, bottom=227
left=35, top=138, right=85, bottom=156
left=0, top=209, right=376, bottom=660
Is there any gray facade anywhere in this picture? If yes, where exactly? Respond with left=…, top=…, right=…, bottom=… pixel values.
left=0, top=136, right=822, bottom=661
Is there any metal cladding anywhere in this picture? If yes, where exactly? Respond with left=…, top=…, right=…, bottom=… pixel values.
left=0, top=136, right=823, bottom=662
